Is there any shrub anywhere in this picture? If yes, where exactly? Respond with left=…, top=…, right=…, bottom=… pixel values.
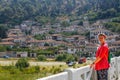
left=0, top=66, right=21, bottom=74
left=37, top=55, right=46, bottom=61
left=55, top=54, right=75, bottom=62
left=23, top=66, right=40, bottom=74
left=55, top=54, right=65, bottom=61
left=66, top=54, right=75, bottom=62
left=34, top=66, right=40, bottom=73
left=53, top=67, right=62, bottom=74
left=15, top=58, right=29, bottom=70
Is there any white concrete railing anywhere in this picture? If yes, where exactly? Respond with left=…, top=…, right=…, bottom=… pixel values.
left=117, top=57, right=120, bottom=80
left=37, top=57, right=120, bottom=80
left=65, top=65, right=93, bottom=80
left=37, top=65, right=93, bottom=80
left=37, top=72, right=68, bottom=80
left=109, top=57, right=120, bottom=80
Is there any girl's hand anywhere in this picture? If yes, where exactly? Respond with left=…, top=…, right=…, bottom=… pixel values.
left=90, top=62, right=95, bottom=68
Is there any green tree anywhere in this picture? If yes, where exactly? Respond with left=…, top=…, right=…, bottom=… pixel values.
left=15, top=58, right=29, bottom=70
left=0, top=45, right=6, bottom=52
left=44, top=43, right=49, bottom=46
left=35, top=16, right=51, bottom=25
left=61, top=21, right=70, bottom=27
left=34, top=34, right=46, bottom=40
left=49, top=30, right=55, bottom=34
left=104, top=22, right=120, bottom=33
left=37, top=55, right=46, bottom=61
left=0, top=24, right=8, bottom=38
left=55, top=54, right=65, bottom=61
left=114, top=51, right=120, bottom=57
left=55, top=53, right=75, bottom=62
left=78, top=21, right=83, bottom=26
left=112, top=17, right=120, bottom=23
left=66, top=54, right=75, bottom=62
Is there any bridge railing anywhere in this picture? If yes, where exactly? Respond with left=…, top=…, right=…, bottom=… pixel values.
left=65, top=65, right=94, bottom=80
left=37, top=72, right=68, bottom=80
left=37, top=57, right=120, bottom=80
left=116, top=57, right=120, bottom=80
left=109, top=57, right=120, bottom=80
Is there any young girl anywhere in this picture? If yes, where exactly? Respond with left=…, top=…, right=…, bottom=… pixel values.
left=90, top=33, right=110, bottom=80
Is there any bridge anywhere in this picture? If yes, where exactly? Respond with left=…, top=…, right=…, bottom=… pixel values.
left=37, top=57, right=120, bottom=80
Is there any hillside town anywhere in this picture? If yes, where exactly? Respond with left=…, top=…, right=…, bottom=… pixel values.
left=0, top=19, right=120, bottom=58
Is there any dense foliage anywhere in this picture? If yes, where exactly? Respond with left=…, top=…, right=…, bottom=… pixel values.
left=0, top=0, right=87, bottom=25
left=37, top=55, right=46, bottom=61
left=0, top=24, right=8, bottom=38
left=0, top=64, right=68, bottom=80
left=104, top=17, right=120, bottom=34
left=85, top=0, right=120, bottom=21
left=104, top=22, right=120, bottom=33
left=15, top=58, right=29, bottom=70
left=55, top=53, right=76, bottom=62
left=34, top=34, right=46, bottom=40
left=0, top=0, right=120, bottom=25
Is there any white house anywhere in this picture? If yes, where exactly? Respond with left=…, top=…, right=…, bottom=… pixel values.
left=16, top=52, right=28, bottom=57
left=67, top=48, right=77, bottom=54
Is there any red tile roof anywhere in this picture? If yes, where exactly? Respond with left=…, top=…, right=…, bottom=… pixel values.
left=0, top=42, right=14, bottom=45
left=2, top=38, right=14, bottom=41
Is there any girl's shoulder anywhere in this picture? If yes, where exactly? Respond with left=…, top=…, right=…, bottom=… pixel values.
left=104, top=43, right=108, bottom=47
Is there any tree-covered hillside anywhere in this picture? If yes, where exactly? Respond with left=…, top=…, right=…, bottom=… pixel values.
left=0, top=0, right=120, bottom=25
left=86, top=0, right=120, bottom=21
left=0, top=0, right=88, bottom=25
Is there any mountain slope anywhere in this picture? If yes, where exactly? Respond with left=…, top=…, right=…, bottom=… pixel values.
left=0, top=0, right=120, bottom=24
left=0, top=0, right=89, bottom=24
